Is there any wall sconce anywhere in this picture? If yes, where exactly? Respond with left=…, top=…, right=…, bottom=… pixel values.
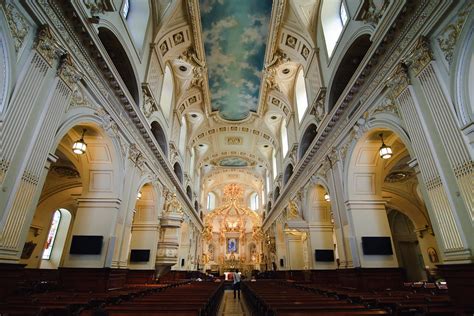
left=137, top=191, right=142, bottom=200
left=72, top=129, right=87, bottom=155
left=324, top=193, right=331, bottom=202
left=378, top=133, right=393, bottom=159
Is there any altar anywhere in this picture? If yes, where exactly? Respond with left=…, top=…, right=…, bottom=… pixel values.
left=200, top=184, right=264, bottom=276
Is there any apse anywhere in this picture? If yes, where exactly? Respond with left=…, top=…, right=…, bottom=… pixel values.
left=200, top=0, right=272, bottom=121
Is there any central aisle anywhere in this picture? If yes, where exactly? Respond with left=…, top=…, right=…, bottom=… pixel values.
left=218, top=290, right=247, bottom=316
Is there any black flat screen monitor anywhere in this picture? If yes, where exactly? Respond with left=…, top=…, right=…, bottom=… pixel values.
left=315, top=249, right=335, bottom=262
left=69, top=235, right=103, bottom=255
left=362, top=236, right=393, bottom=255
left=130, top=249, right=150, bottom=262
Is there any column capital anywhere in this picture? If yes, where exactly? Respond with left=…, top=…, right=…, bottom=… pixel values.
left=404, top=36, right=434, bottom=76
left=386, top=63, right=410, bottom=100
left=34, top=25, right=66, bottom=67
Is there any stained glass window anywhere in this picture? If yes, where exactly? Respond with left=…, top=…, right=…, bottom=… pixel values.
left=42, top=210, right=62, bottom=260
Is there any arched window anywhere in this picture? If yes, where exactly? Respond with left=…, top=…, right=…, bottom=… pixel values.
left=186, top=185, right=192, bottom=201
left=321, top=0, right=348, bottom=58
left=281, top=119, right=289, bottom=158
left=151, top=121, right=168, bottom=156
left=328, top=35, right=371, bottom=111
left=207, top=192, right=217, bottom=210
left=160, top=65, right=174, bottom=120
left=274, top=187, right=280, bottom=201
left=250, top=192, right=259, bottom=211
left=173, top=162, right=183, bottom=183
left=42, top=210, right=62, bottom=260
left=98, top=27, right=139, bottom=104
left=299, top=124, right=317, bottom=160
left=296, top=69, right=308, bottom=123
left=283, top=164, right=294, bottom=186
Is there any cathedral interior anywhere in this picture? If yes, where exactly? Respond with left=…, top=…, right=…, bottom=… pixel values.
left=0, top=0, right=473, bottom=315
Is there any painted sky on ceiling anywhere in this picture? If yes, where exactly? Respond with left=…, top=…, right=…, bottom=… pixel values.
left=200, top=0, right=272, bottom=121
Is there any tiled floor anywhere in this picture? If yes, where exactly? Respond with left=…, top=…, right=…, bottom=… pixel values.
left=218, top=290, right=247, bottom=316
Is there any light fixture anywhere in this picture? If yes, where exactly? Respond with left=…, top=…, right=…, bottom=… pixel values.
left=378, top=133, right=393, bottom=159
left=72, top=129, right=87, bottom=155
left=324, top=193, right=330, bottom=202
left=137, top=191, right=142, bottom=200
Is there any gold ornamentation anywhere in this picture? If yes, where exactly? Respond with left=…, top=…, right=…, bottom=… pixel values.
left=404, top=37, right=433, bottom=76
left=34, top=25, right=65, bottom=66
left=436, top=2, right=473, bottom=65
left=57, top=54, right=82, bottom=90
left=3, top=3, right=30, bottom=52
left=386, top=63, right=410, bottom=100
left=225, top=136, right=242, bottom=145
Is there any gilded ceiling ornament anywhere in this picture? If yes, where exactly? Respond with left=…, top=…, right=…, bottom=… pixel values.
left=3, top=3, right=30, bottom=52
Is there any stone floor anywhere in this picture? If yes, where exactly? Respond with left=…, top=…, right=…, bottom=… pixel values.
left=218, top=290, right=248, bottom=316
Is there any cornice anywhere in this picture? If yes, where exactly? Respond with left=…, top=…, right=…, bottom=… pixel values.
left=263, top=0, right=450, bottom=230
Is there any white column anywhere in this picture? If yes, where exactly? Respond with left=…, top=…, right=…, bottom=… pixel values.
left=387, top=61, right=471, bottom=263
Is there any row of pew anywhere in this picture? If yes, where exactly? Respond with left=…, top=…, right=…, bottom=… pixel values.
left=0, top=281, right=223, bottom=316
left=242, top=281, right=389, bottom=316
left=294, top=282, right=459, bottom=315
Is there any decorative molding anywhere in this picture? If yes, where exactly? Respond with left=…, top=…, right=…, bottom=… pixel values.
left=436, top=2, right=473, bottom=65
left=310, top=88, right=327, bottom=124
left=83, top=0, right=114, bottom=16
left=386, top=63, right=410, bottom=100
left=57, top=54, right=82, bottom=90
left=34, top=25, right=65, bottom=66
left=356, top=0, right=390, bottom=26
left=370, top=97, right=400, bottom=118
left=141, top=83, right=158, bottom=118
left=404, top=36, right=434, bottom=76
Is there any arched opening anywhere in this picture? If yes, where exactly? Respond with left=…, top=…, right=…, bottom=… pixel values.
left=299, top=124, right=317, bottom=160
left=388, top=210, right=426, bottom=281
left=151, top=121, right=168, bottom=156
left=295, top=69, right=309, bottom=123
left=283, top=164, right=294, bottom=186
left=194, top=200, right=199, bottom=212
left=266, top=201, right=272, bottom=214
left=21, top=123, right=122, bottom=269
left=321, top=0, right=349, bottom=57
left=160, top=65, right=174, bottom=120
left=186, top=185, right=192, bottom=201
left=328, top=35, right=371, bottom=111
left=122, top=0, right=150, bottom=52
left=98, top=27, right=139, bottom=104
left=346, top=128, right=440, bottom=271
left=173, top=162, right=183, bottom=183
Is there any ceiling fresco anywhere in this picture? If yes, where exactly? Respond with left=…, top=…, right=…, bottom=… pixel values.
left=200, top=0, right=272, bottom=121
left=218, top=157, right=249, bottom=167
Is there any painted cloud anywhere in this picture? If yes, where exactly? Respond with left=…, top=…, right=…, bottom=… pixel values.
left=200, top=0, right=272, bottom=121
